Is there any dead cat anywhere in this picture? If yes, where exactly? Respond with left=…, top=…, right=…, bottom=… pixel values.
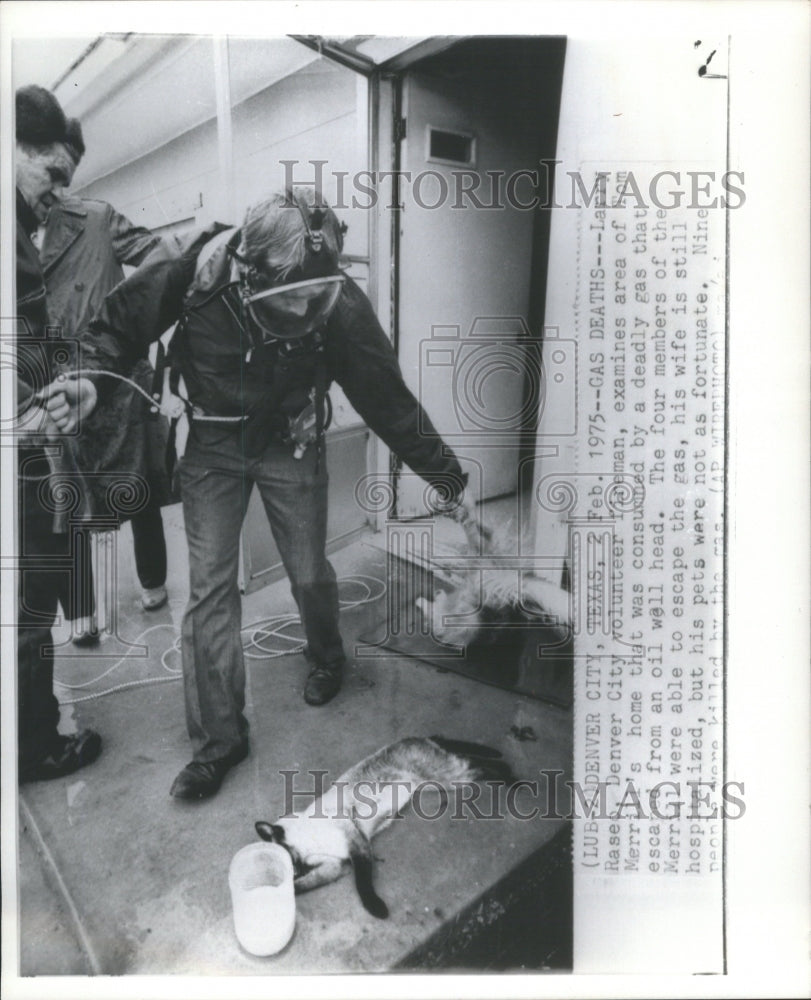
left=255, top=736, right=516, bottom=918
left=416, top=511, right=572, bottom=648
left=416, top=570, right=572, bottom=647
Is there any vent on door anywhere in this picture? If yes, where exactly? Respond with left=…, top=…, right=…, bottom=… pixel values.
left=426, top=126, right=476, bottom=166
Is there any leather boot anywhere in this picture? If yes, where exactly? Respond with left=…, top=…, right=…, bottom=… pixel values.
left=170, top=741, right=249, bottom=800
left=303, top=661, right=343, bottom=706
left=20, top=729, right=102, bottom=783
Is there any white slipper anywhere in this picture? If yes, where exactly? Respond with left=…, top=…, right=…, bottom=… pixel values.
left=141, top=585, right=168, bottom=611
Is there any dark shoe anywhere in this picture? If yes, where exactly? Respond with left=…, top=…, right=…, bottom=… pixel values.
left=170, top=742, right=249, bottom=800
left=72, top=629, right=100, bottom=648
left=70, top=616, right=100, bottom=647
left=19, top=729, right=102, bottom=784
left=304, top=662, right=344, bottom=706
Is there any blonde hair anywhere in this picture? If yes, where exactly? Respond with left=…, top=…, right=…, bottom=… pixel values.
left=242, top=187, right=343, bottom=279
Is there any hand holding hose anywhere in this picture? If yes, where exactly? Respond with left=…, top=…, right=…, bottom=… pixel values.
left=37, top=375, right=98, bottom=434
left=429, top=476, right=492, bottom=552
left=447, top=496, right=493, bottom=551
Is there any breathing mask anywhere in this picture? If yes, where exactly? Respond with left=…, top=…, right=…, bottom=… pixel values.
left=244, top=275, right=345, bottom=343
left=237, top=190, right=346, bottom=343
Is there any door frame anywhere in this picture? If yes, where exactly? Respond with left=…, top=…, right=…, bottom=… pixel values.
left=384, top=39, right=566, bottom=525
left=289, top=36, right=566, bottom=531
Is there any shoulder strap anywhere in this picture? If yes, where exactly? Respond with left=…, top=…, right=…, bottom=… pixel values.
left=187, top=226, right=241, bottom=300
left=149, top=341, right=166, bottom=419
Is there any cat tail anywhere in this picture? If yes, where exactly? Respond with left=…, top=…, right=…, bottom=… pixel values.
left=429, top=735, right=518, bottom=786
left=466, top=755, right=518, bottom=786
left=347, top=822, right=389, bottom=919
left=429, top=735, right=503, bottom=760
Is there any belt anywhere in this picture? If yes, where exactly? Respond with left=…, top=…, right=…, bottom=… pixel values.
left=190, top=405, right=248, bottom=424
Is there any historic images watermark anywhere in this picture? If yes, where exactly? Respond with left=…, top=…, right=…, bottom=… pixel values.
left=276, top=767, right=746, bottom=823
left=280, top=158, right=746, bottom=211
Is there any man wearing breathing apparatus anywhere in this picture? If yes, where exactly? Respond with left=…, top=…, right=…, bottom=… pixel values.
left=45, top=189, right=468, bottom=800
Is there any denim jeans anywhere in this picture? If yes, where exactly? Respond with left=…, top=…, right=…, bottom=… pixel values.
left=178, top=423, right=344, bottom=762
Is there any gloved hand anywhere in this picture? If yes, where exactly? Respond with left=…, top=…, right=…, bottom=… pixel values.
left=453, top=498, right=493, bottom=551
left=432, top=484, right=492, bottom=552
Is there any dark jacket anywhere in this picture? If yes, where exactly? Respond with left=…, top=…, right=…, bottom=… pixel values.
left=16, top=189, right=51, bottom=409
left=80, top=224, right=463, bottom=490
left=16, top=188, right=57, bottom=485
left=41, top=197, right=160, bottom=343
left=41, top=198, right=170, bottom=518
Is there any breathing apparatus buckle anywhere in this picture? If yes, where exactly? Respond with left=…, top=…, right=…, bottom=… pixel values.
left=285, top=388, right=333, bottom=459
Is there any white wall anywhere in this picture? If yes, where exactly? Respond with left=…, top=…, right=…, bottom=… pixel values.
left=78, top=117, right=220, bottom=231
left=77, top=47, right=369, bottom=260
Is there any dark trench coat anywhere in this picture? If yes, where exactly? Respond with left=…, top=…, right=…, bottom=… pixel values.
left=41, top=197, right=172, bottom=523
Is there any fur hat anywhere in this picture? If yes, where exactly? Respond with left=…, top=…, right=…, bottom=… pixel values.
left=15, top=85, right=67, bottom=147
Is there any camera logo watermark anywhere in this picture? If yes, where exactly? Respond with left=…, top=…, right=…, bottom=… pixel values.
left=418, top=320, right=576, bottom=441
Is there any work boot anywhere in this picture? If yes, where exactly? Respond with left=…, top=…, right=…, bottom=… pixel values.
left=170, top=741, right=249, bottom=801
left=20, top=729, right=102, bottom=784
left=303, top=661, right=344, bottom=706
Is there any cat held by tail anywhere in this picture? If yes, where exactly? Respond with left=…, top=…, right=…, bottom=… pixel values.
left=255, top=736, right=516, bottom=918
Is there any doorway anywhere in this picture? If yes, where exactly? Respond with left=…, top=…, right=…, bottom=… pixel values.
left=392, top=37, right=567, bottom=517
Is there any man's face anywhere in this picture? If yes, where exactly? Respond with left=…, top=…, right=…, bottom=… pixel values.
left=245, top=274, right=345, bottom=343
left=15, top=142, right=76, bottom=223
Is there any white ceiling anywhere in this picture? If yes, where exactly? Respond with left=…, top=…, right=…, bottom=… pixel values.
left=47, top=35, right=324, bottom=187
left=13, top=33, right=439, bottom=188
left=12, top=36, right=98, bottom=90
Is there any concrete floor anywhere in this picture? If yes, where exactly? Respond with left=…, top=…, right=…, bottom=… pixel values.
left=17, top=502, right=572, bottom=976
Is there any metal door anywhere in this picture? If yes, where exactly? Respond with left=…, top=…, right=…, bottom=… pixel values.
left=395, top=57, right=542, bottom=515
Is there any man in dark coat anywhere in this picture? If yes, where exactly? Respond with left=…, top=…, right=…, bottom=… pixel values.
left=14, top=86, right=101, bottom=782
left=40, top=142, right=171, bottom=625
left=43, top=189, right=467, bottom=800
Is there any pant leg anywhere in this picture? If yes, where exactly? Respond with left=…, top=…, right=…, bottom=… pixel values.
left=179, top=426, right=252, bottom=762
left=52, top=531, right=72, bottom=621
left=53, top=527, right=95, bottom=622
left=17, top=466, right=62, bottom=767
left=251, top=441, right=345, bottom=669
left=130, top=494, right=167, bottom=590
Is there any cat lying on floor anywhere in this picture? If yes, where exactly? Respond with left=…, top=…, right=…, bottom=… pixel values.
left=416, top=571, right=572, bottom=647
left=414, top=510, right=572, bottom=647
left=255, top=736, right=516, bottom=918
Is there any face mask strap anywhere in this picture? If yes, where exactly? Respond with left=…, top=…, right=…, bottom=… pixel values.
left=229, top=244, right=262, bottom=306
left=285, top=188, right=325, bottom=255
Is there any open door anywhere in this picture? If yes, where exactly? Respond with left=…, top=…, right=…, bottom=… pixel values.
left=392, top=38, right=567, bottom=516
left=285, top=35, right=565, bottom=525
